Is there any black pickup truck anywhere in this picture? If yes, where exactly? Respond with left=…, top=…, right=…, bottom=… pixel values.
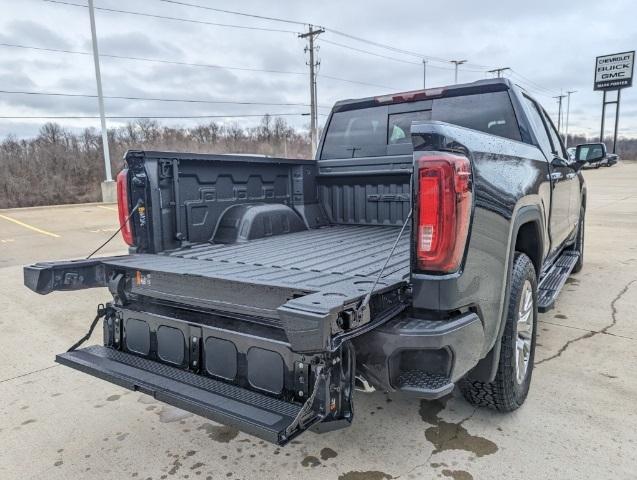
left=24, top=78, right=588, bottom=445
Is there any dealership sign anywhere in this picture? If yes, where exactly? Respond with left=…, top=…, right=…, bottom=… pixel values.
left=594, top=51, right=634, bottom=90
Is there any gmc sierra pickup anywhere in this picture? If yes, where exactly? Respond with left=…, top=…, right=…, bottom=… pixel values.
left=24, top=78, right=588, bottom=445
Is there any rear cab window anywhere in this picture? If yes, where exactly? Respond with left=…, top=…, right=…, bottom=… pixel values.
left=321, top=90, right=522, bottom=160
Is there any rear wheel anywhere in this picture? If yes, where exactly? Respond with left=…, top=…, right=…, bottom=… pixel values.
left=572, top=206, right=585, bottom=273
left=460, top=253, right=537, bottom=412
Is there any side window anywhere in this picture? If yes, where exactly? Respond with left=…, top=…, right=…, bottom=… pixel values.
left=523, top=96, right=552, bottom=154
left=541, top=110, right=567, bottom=159
left=432, top=91, right=522, bottom=141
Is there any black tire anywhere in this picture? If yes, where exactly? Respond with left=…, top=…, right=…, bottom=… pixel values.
left=572, top=206, right=585, bottom=273
left=460, top=253, right=538, bottom=412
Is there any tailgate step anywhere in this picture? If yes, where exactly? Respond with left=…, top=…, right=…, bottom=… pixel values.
left=56, top=345, right=307, bottom=445
left=537, top=251, right=579, bottom=312
left=395, top=370, right=454, bottom=399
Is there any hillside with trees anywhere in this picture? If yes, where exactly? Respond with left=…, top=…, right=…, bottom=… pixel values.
left=1, top=116, right=635, bottom=208
left=0, top=115, right=311, bottom=208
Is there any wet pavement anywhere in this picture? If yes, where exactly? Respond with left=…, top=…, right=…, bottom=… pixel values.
left=1, top=164, right=636, bottom=479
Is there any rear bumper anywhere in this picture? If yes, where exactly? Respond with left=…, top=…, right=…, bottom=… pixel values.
left=353, top=312, right=485, bottom=399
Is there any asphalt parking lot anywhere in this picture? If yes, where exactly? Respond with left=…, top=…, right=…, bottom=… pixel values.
left=1, top=163, right=636, bottom=480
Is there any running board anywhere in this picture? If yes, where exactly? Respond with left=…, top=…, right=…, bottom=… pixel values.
left=537, top=251, right=579, bottom=313
left=56, top=345, right=319, bottom=445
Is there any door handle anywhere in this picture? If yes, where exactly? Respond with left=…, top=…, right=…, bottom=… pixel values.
left=550, top=172, right=563, bottom=180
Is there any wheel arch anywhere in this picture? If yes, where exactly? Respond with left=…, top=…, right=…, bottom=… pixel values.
left=467, top=204, right=544, bottom=383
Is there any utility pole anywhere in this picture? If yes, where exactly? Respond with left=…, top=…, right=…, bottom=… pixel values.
left=451, top=60, right=467, bottom=84
left=299, top=25, right=324, bottom=156
left=422, top=59, right=427, bottom=88
left=487, top=67, right=511, bottom=78
left=88, top=0, right=114, bottom=202
left=564, top=90, right=577, bottom=148
left=553, top=93, right=566, bottom=135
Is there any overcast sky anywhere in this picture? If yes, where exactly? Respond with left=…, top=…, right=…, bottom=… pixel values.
left=0, top=0, right=635, bottom=140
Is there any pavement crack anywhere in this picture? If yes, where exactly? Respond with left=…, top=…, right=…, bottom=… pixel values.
left=602, top=279, right=636, bottom=334
left=537, top=279, right=636, bottom=365
left=0, top=364, right=58, bottom=383
left=394, top=408, right=478, bottom=479
left=540, top=320, right=637, bottom=341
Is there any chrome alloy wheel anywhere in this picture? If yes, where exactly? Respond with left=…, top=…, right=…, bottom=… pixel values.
left=515, top=280, right=534, bottom=384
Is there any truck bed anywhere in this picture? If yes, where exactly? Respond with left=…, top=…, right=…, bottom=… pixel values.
left=166, top=224, right=410, bottom=286
left=98, top=224, right=410, bottom=331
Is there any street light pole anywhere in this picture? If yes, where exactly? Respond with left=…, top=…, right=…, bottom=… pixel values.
left=487, top=67, right=511, bottom=78
left=422, top=59, right=427, bottom=88
left=88, top=0, right=112, bottom=184
left=451, top=60, right=467, bottom=84
left=565, top=90, right=577, bottom=148
left=553, top=93, right=566, bottom=135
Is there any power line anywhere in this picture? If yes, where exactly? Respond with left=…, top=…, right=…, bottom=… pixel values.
left=0, top=41, right=306, bottom=75
left=34, top=0, right=560, bottom=111
left=318, top=74, right=395, bottom=90
left=42, top=0, right=301, bottom=34
left=0, top=89, right=326, bottom=108
left=321, top=39, right=487, bottom=72
left=0, top=113, right=309, bottom=119
left=40, top=0, right=550, bottom=93
left=152, top=0, right=489, bottom=70
left=156, top=0, right=307, bottom=26
left=324, top=28, right=491, bottom=70
left=509, top=69, right=561, bottom=96
left=321, top=38, right=421, bottom=66
left=324, top=28, right=446, bottom=63
left=0, top=42, right=387, bottom=91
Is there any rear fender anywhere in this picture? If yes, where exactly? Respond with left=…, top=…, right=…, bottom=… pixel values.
left=467, top=204, right=544, bottom=382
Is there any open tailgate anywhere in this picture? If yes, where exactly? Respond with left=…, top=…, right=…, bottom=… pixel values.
left=24, top=249, right=407, bottom=444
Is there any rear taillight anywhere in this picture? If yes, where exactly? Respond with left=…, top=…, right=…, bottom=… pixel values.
left=116, top=169, right=134, bottom=246
left=415, top=152, right=472, bottom=273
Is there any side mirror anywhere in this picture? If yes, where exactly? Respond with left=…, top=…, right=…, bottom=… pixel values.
left=575, top=142, right=606, bottom=163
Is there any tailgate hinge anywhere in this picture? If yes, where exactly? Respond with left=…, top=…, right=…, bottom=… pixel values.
left=284, top=365, right=325, bottom=441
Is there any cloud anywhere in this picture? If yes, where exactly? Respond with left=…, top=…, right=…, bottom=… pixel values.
left=0, top=20, right=72, bottom=49
left=0, top=0, right=636, bottom=139
left=82, top=31, right=183, bottom=58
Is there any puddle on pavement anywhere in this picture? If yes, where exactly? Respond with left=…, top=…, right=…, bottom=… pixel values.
left=197, top=423, right=239, bottom=443
left=442, top=469, right=474, bottom=480
left=419, top=398, right=498, bottom=458
left=156, top=405, right=193, bottom=423
left=301, top=455, right=321, bottom=467
left=338, top=471, right=393, bottom=480
left=320, top=447, right=338, bottom=460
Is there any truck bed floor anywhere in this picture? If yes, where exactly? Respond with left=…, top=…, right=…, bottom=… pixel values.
left=100, top=225, right=410, bottom=319
left=166, top=224, right=410, bottom=287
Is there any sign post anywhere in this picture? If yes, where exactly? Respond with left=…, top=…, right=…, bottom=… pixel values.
left=594, top=51, right=634, bottom=153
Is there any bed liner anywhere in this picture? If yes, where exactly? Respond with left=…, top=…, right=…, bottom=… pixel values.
left=91, top=225, right=410, bottom=350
